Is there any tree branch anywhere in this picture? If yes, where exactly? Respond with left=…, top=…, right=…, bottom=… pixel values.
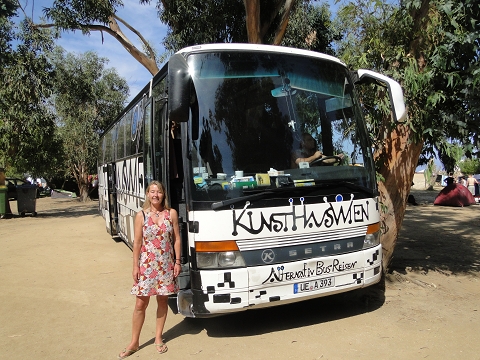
left=272, top=0, right=295, bottom=45
left=259, top=0, right=287, bottom=41
left=33, top=20, right=159, bottom=75
left=111, top=14, right=156, bottom=61
left=408, top=0, right=431, bottom=71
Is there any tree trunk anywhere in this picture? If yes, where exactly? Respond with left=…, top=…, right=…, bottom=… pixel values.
left=79, top=182, right=89, bottom=202
left=374, top=123, right=424, bottom=272
left=73, top=164, right=90, bottom=202
left=244, top=0, right=262, bottom=43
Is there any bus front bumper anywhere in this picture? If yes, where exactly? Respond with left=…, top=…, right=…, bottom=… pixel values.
left=174, top=245, right=382, bottom=318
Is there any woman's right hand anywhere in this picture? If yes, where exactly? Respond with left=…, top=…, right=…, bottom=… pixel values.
left=132, top=266, right=140, bottom=282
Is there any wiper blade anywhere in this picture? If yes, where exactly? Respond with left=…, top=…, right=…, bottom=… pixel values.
left=211, top=181, right=376, bottom=210
left=211, top=190, right=275, bottom=210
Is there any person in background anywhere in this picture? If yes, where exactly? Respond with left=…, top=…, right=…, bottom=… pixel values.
left=466, top=174, right=478, bottom=196
left=118, top=181, right=181, bottom=359
left=444, top=177, right=455, bottom=186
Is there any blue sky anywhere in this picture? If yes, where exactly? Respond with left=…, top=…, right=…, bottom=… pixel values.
left=31, top=0, right=168, bottom=101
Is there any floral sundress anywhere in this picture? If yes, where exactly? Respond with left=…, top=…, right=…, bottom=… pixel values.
left=130, top=210, right=178, bottom=296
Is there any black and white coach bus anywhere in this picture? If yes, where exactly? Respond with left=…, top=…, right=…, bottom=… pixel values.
left=98, top=43, right=406, bottom=318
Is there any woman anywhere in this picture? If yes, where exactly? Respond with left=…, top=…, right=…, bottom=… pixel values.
left=118, top=181, right=181, bottom=359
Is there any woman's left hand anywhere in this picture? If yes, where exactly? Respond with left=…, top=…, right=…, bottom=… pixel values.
left=173, top=263, right=181, bottom=278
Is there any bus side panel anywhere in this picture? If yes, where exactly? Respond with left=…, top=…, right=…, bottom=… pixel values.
left=99, top=163, right=118, bottom=236
left=114, top=156, right=145, bottom=247
left=98, top=165, right=112, bottom=234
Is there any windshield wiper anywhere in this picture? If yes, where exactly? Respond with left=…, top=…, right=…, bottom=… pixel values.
left=211, top=181, right=376, bottom=211
left=211, top=190, right=275, bottom=210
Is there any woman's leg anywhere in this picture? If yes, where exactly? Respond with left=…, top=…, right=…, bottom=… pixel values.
left=119, top=296, right=150, bottom=357
left=154, top=295, right=169, bottom=352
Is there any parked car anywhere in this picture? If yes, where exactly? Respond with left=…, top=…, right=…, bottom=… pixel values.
left=6, top=178, right=31, bottom=200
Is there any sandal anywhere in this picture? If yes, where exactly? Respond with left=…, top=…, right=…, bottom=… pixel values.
left=154, top=342, right=168, bottom=354
left=118, top=347, right=139, bottom=359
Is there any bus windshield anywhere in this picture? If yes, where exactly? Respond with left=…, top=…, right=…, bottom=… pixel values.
left=186, top=51, right=375, bottom=204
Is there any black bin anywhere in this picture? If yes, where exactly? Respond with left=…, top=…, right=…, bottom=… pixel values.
left=17, top=184, right=37, bottom=217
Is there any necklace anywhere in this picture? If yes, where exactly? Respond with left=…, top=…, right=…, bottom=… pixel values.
left=150, top=208, right=163, bottom=218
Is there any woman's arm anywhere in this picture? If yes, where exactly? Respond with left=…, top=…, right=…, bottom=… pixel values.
left=132, top=211, right=143, bottom=282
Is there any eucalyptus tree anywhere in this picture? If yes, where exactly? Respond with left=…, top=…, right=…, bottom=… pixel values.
left=0, top=0, right=60, bottom=178
left=156, top=0, right=336, bottom=54
left=50, top=49, right=129, bottom=201
left=39, top=0, right=334, bottom=74
left=458, top=159, right=480, bottom=176
left=335, top=0, right=480, bottom=267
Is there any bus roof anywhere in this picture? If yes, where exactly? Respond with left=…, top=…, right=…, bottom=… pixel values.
left=176, top=43, right=346, bottom=67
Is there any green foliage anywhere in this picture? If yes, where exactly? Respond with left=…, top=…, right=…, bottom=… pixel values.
left=43, top=0, right=122, bottom=34
left=281, top=2, right=339, bottom=54
left=335, top=0, right=480, bottom=169
left=423, top=158, right=435, bottom=186
left=49, top=48, right=128, bottom=200
left=1, top=2, right=129, bottom=189
left=458, top=158, right=480, bottom=175
left=437, top=141, right=463, bottom=173
left=0, top=0, right=17, bottom=62
left=155, top=0, right=247, bottom=54
left=0, top=3, right=60, bottom=178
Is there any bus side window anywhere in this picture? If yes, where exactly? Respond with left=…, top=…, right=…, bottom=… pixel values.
left=153, top=101, right=164, bottom=183
left=144, top=101, right=154, bottom=185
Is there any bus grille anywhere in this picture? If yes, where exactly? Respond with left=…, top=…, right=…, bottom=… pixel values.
left=236, top=226, right=367, bottom=251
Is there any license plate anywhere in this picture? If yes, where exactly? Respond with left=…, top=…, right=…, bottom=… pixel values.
left=293, top=277, right=334, bottom=294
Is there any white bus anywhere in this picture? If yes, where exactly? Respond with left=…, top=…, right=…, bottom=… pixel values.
left=98, top=44, right=406, bottom=318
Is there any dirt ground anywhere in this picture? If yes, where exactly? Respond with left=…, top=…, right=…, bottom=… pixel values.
left=1, top=182, right=480, bottom=359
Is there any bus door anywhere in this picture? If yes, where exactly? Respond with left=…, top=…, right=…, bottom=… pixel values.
left=106, top=162, right=118, bottom=236
left=152, top=88, right=190, bottom=288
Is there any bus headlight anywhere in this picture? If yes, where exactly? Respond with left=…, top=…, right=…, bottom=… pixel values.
left=196, top=241, right=246, bottom=269
left=196, top=252, right=217, bottom=268
left=363, top=223, right=380, bottom=249
left=218, top=251, right=238, bottom=267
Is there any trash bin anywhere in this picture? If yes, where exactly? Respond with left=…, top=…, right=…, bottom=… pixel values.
left=16, top=184, right=37, bottom=217
left=0, top=185, right=6, bottom=217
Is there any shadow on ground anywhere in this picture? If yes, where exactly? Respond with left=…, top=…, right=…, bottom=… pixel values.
left=389, top=200, right=480, bottom=275
left=3, top=199, right=100, bottom=219
left=162, top=280, right=385, bottom=341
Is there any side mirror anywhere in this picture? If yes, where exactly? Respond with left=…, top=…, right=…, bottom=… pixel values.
left=168, top=53, right=190, bottom=123
left=356, top=69, right=407, bottom=122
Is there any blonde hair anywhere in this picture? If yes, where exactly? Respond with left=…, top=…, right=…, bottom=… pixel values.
left=142, top=180, right=170, bottom=210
